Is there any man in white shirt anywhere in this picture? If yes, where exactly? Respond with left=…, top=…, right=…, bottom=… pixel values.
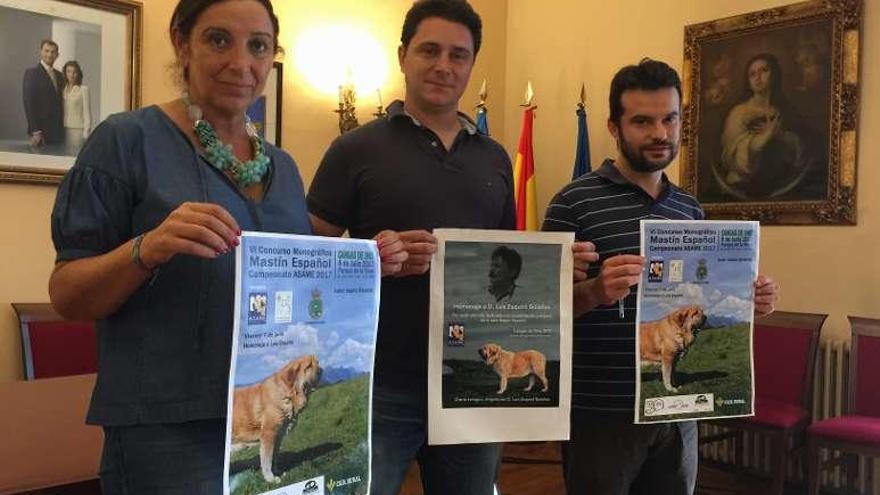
left=22, top=39, right=64, bottom=150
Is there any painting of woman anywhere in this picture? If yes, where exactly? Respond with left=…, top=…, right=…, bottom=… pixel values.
left=716, top=53, right=815, bottom=200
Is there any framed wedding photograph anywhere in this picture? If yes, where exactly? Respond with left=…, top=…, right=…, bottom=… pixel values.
left=680, top=0, right=862, bottom=224
left=0, top=0, right=142, bottom=185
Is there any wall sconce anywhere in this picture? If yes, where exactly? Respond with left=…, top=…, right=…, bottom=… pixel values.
left=335, top=77, right=359, bottom=134
left=294, top=24, right=390, bottom=135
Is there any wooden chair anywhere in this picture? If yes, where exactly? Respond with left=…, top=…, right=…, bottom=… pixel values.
left=13, top=303, right=97, bottom=379
left=807, top=316, right=880, bottom=495
left=700, top=310, right=827, bottom=495
left=0, top=374, right=102, bottom=493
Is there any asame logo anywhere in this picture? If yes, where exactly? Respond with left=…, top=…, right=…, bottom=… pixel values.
left=648, top=259, right=664, bottom=283
left=248, top=292, right=268, bottom=324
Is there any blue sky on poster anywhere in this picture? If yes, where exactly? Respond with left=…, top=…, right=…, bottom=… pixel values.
left=641, top=282, right=754, bottom=323
left=234, top=234, right=378, bottom=386
left=639, top=221, right=757, bottom=323
left=236, top=323, right=374, bottom=386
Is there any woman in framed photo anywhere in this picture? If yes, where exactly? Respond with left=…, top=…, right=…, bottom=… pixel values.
left=61, top=60, right=91, bottom=154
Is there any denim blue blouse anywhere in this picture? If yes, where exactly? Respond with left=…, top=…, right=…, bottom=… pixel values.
left=51, top=106, right=312, bottom=426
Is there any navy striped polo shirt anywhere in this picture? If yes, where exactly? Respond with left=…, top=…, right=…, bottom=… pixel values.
left=542, top=159, right=704, bottom=418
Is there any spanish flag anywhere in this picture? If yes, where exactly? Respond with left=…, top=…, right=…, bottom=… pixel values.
left=514, top=106, right=538, bottom=231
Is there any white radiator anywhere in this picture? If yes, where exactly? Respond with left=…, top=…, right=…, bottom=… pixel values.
left=699, top=339, right=878, bottom=493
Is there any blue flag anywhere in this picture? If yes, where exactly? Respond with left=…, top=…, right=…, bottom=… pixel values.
left=475, top=107, right=489, bottom=135
left=572, top=106, right=591, bottom=179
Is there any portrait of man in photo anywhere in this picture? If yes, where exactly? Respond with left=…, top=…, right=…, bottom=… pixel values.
left=488, top=245, right=522, bottom=302
left=22, top=39, right=65, bottom=151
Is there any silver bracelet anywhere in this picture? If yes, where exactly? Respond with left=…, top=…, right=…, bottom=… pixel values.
left=131, top=233, right=157, bottom=274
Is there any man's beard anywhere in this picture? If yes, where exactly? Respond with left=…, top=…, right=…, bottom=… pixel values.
left=619, top=134, right=679, bottom=173
left=488, top=277, right=515, bottom=301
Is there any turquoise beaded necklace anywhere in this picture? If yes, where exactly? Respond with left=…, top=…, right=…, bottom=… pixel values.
left=184, top=96, right=270, bottom=188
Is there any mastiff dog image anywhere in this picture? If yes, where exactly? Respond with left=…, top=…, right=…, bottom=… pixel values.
left=231, top=355, right=322, bottom=482
left=639, top=306, right=707, bottom=393
left=479, top=342, right=549, bottom=394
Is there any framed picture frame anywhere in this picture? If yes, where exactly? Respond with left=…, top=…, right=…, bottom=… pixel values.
left=247, top=61, right=283, bottom=147
left=680, top=0, right=862, bottom=224
left=0, top=0, right=142, bottom=185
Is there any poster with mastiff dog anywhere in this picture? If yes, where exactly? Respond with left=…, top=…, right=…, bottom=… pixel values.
left=427, top=229, right=573, bottom=445
left=225, top=233, right=380, bottom=495
left=635, top=220, right=759, bottom=424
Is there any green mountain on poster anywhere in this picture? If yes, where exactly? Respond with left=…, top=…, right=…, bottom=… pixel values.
left=639, top=323, right=753, bottom=421
left=230, top=374, right=370, bottom=495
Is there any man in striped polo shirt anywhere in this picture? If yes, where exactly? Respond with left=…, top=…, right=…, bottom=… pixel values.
left=543, top=59, right=778, bottom=494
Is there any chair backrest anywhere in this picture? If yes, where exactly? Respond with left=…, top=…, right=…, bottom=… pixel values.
left=12, top=303, right=97, bottom=380
left=848, top=316, right=880, bottom=417
left=753, top=311, right=826, bottom=408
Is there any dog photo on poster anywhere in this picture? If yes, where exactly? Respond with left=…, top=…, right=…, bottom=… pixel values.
left=225, top=232, right=380, bottom=495
left=441, top=241, right=561, bottom=409
left=635, top=220, right=759, bottom=424
left=427, top=229, right=573, bottom=446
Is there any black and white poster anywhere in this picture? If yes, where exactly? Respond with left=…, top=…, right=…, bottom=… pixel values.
left=427, top=229, right=573, bottom=445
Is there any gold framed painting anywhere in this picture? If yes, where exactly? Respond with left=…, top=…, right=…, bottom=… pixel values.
left=0, top=0, right=142, bottom=185
left=680, top=0, right=862, bottom=224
